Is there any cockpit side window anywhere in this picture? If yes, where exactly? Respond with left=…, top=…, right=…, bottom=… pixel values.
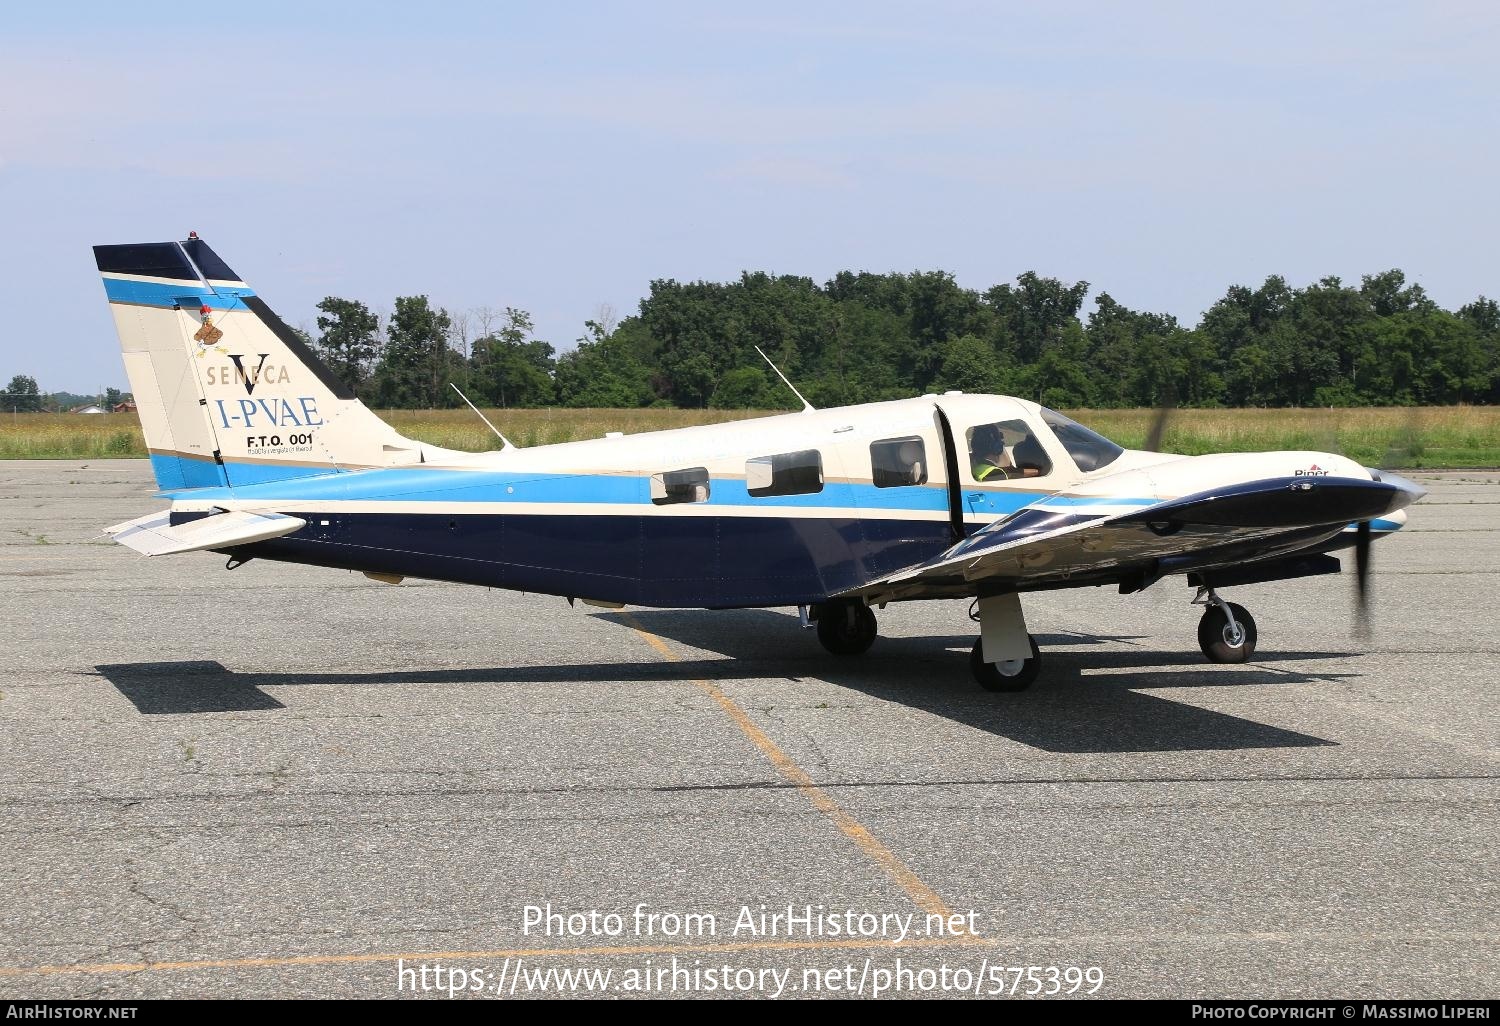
left=1040, top=408, right=1124, bottom=472
left=966, top=420, right=1053, bottom=483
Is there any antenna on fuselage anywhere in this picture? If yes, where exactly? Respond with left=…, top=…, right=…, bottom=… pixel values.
left=754, top=346, right=815, bottom=413
left=449, top=383, right=515, bottom=450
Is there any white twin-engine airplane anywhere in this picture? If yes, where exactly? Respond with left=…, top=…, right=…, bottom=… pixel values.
left=97, top=236, right=1425, bottom=691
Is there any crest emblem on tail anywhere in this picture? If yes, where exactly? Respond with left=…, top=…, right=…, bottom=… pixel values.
left=193, top=306, right=225, bottom=354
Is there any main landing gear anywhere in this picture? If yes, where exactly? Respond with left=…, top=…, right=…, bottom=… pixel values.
left=1193, top=587, right=1258, bottom=663
left=813, top=599, right=878, bottom=655
left=812, top=594, right=1045, bottom=692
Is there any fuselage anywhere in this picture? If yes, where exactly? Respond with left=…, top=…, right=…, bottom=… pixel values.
left=162, top=394, right=1397, bottom=608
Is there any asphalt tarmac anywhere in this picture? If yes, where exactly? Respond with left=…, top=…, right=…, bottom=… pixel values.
left=1, top=459, right=1495, bottom=999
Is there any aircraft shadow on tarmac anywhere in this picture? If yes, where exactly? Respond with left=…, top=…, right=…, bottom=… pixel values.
left=95, top=609, right=1356, bottom=753
left=611, top=609, right=1350, bottom=754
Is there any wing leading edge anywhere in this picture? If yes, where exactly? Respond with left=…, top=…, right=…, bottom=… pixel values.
left=851, top=474, right=1426, bottom=603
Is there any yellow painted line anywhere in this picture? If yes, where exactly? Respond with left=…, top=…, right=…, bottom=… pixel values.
left=621, top=612, right=962, bottom=927
left=0, top=935, right=986, bottom=978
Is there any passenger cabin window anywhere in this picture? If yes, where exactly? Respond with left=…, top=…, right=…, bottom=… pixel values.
left=870, top=436, right=928, bottom=487
left=967, top=420, right=1053, bottom=483
left=747, top=449, right=823, bottom=497
left=651, top=467, right=710, bottom=505
left=1040, top=408, right=1124, bottom=472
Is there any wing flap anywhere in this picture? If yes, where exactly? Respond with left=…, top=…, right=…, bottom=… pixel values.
left=106, top=509, right=306, bottom=556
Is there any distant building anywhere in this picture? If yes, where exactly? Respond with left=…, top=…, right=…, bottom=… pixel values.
left=70, top=405, right=106, bottom=415
left=112, top=400, right=137, bottom=413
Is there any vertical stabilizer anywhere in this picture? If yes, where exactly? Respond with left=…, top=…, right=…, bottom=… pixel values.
left=94, top=237, right=455, bottom=490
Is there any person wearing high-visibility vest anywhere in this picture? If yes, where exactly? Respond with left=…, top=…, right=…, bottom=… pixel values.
left=972, top=425, right=1045, bottom=481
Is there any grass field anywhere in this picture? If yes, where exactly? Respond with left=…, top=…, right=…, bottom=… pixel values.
left=2, top=405, right=1497, bottom=468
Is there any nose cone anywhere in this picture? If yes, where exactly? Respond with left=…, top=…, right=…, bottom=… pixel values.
left=1367, top=468, right=1428, bottom=507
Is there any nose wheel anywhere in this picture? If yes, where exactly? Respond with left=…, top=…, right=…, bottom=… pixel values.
left=970, top=634, right=1042, bottom=691
left=1193, top=588, right=1257, bottom=663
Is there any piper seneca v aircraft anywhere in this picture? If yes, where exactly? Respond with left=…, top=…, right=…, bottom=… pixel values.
left=97, top=236, right=1425, bottom=691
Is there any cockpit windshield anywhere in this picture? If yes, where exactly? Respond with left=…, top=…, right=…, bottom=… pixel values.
left=1040, top=408, right=1124, bottom=472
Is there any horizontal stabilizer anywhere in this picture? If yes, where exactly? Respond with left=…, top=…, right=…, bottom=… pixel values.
left=106, top=509, right=306, bottom=556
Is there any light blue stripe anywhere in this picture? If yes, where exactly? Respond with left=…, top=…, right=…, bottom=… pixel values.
left=1044, top=495, right=1158, bottom=507
left=227, top=462, right=347, bottom=487
left=161, top=466, right=953, bottom=509
left=157, top=463, right=1157, bottom=515
left=150, top=453, right=227, bottom=490
left=103, top=277, right=256, bottom=309
left=1344, top=518, right=1403, bottom=533
left=149, top=453, right=189, bottom=491
left=155, top=459, right=343, bottom=497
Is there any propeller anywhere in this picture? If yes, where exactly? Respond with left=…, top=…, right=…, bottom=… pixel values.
left=1143, top=384, right=1177, bottom=453
left=1353, top=518, right=1372, bottom=637
left=1325, top=408, right=1423, bottom=638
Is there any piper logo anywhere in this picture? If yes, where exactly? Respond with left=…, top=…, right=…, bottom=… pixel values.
left=1294, top=464, right=1331, bottom=477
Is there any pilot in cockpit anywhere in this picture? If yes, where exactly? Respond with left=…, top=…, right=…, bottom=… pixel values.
left=971, top=424, right=1046, bottom=482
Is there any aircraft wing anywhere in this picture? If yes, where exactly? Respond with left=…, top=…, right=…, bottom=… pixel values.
left=106, top=509, right=306, bottom=557
left=851, top=474, right=1424, bottom=603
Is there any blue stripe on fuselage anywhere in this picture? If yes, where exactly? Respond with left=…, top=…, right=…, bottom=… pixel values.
left=161, top=463, right=1069, bottom=514
left=1346, top=518, right=1403, bottom=533
left=152, top=455, right=346, bottom=495
left=223, top=461, right=349, bottom=486
left=150, top=453, right=226, bottom=490
left=1035, top=495, right=1158, bottom=507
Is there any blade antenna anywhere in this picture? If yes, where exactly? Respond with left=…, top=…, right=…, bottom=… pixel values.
left=449, top=383, right=515, bottom=450
left=755, top=346, right=815, bottom=413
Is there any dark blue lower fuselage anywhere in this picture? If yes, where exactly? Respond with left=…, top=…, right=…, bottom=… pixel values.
left=216, top=511, right=954, bottom=608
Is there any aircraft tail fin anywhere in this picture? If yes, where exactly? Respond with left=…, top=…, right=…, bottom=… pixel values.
left=94, top=236, right=454, bottom=491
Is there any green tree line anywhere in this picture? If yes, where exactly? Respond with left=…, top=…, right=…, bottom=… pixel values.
left=2, top=375, right=127, bottom=413
left=302, top=268, right=1500, bottom=409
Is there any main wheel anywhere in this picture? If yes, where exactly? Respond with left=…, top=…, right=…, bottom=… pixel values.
left=816, top=601, right=877, bottom=655
left=970, top=634, right=1041, bottom=692
left=1198, top=602, right=1257, bottom=663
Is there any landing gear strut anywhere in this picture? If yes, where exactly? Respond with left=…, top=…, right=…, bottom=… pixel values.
left=815, top=599, right=877, bottom=655
left=968, top=592, right=1042, bottom=691
left=1193, top=587, right=1258, bottom=663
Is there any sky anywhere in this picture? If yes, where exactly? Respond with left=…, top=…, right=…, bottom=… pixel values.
left=1, top=1, right=1496, bottom=394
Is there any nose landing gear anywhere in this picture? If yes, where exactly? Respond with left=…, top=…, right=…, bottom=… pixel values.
left=970, top=634, right=1042, bottom=692
left=1193, top=587, right=1258, bottom=663
left=967, top=592, right=1042, bottom=691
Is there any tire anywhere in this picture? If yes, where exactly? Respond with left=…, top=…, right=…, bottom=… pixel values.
left=816, top=601, right=877, bottom=655
left=970, top=634, right=1042, bottom=692
left=1198, top=602, right=1257, bottom=663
